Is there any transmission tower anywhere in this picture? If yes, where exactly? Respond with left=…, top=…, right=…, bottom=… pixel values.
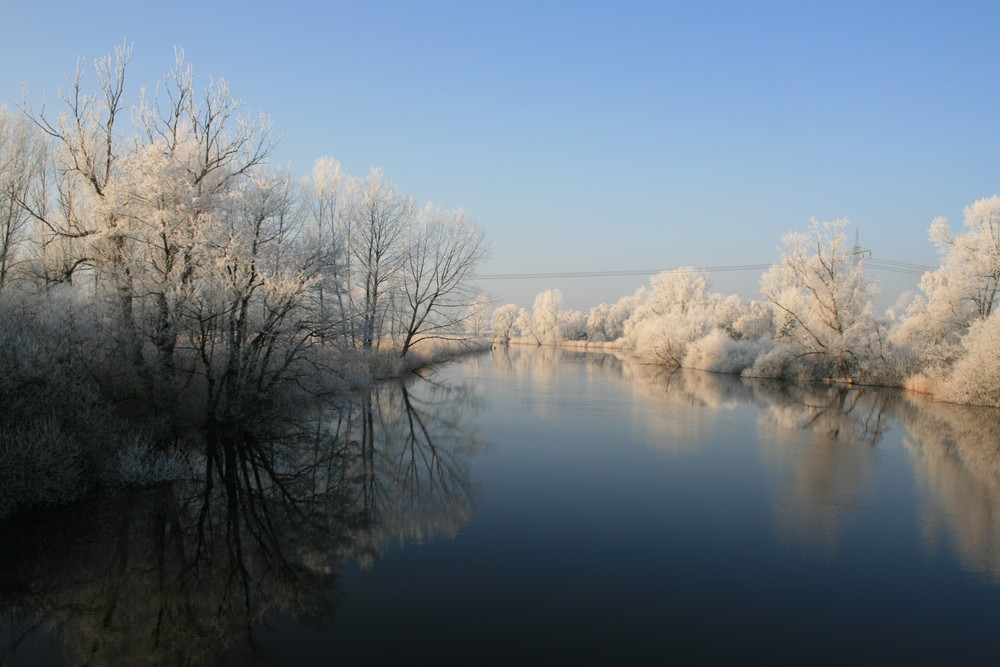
left=850, top=229, right=871, bottom=265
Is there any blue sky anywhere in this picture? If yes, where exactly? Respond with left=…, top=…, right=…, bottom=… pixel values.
left=2, top=0, right=998, bottom=312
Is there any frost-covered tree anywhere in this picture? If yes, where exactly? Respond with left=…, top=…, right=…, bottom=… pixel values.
left=933, top=311, right=1000, bottom=407
left=23, top=44, right=276, bottom=407
left=183, top=169, right=318, bottom=422
left=26, top=43, right=134, bottom=290
left=490, top=303, right=520, bottom=344
left=586, top=304, right=616, bottom=343
left=890, top=195, right=1000, bottom=401
left=466, top=295, right=491, bottom=339
left=756, top=219, right=885, bottom=381
left=298, top=162, right=489, bottom=356
left=586, top=291, right=641, bottom=342
left=139, top=51, right=272, bottom=390
left=0, top=107, right=48, bottom=288
left=731, top=299, right=774, bottom=340
left=893, top=196, right=1000, bottom=371
left=519, top=289, right=565, bottom=345
left=0, top=43, right=498, bottom=516
left=396, top=205, right=489, bottom=356
left=299, top=156, right=354, bottom=347
left=931, top=197, right=1000, bottom=321
left=560, top=309, right=588, bottom=341
left=347, top=168, right=413, bottom=349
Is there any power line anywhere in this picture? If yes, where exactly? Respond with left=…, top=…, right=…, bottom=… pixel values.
left=867, top=258, right=935, bottom=270
left=474, top=265, right=772, bottom=280
left=865, top=260, right=931, bottom=276
left=474, top=256, right=935, bottom=281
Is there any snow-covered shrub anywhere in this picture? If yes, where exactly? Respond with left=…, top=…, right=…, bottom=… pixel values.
left=628, top=310, right=713, bottom=366
left=101, top=434, right=187, bottom=486
left=731, top=299, right=774, bottom=340
left=0, top=419, right=86, bottom=518
left=560, top=309, right=588, bottom=341
left=586, top=304, right=615, bottom=343
left=743, top=344, right=811, bottom=380
left=684, top=329, right=774, bottom=374
left=587, top=292, right=642, bottom=342
left=620, top=269, right=754, bottom=368
left=934, top=313, right=1000, bottom=407
left=890, top=276, right=966, bottom=372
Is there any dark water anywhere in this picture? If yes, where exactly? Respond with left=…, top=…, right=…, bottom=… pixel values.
left=4, top=346, right=1000, bottom=665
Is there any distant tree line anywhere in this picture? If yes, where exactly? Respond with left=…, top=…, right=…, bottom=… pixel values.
left=491, top=211, right=1000, bottom=408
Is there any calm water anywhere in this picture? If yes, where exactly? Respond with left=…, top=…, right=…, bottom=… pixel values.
left=4, top=346, right=1000, bottom=665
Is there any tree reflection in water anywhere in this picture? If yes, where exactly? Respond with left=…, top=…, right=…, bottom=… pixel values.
left=899, top=394, right=1000, bottom=582
left=0, top=374, right=481, bottom=666
left=622, top=358, right=903, bottom=551
left=750, top=381, right=901, bottom=550
left=638, top=365, right=1000, bottom=572
left=343, top=376, right=482, bottom=566
left=7, top=346, right=1000, bottom=662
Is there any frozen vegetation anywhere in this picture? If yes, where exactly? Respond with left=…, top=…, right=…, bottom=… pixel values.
left=491, top=211, right=1000, bottom=410
left=0, top=46, right=490, bottom=516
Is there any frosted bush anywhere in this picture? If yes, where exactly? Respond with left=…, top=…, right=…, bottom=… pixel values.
left=586, top=304, right=614, bottom=342
left=368, top=350, right=410, bottom=378
left=744, top=344, right=813, bottom=381
left=684, top=330, right=773, bottom=374
left=726, top=337, right=776, bottom=374
left=856, top=340, right=918, bottom=387
left=0, top=419, right=86, bottom=518
left=587, top=292, right=641, bottom=342
left=560, top=309, right=588, bottom=341
left=628, top=312, right=712, bottom=366
left=102, top=434, right=187, bottom=487
left=617, top=269, right=761, bottom=370
left=732, top=300, right=774, bottom=340
left=681, top=330, right=730, bottom=371
left=935, top=314, right=1000, bottom=407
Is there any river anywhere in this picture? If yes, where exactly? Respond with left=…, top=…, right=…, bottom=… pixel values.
left=3, top=345, right=1000, bottom=664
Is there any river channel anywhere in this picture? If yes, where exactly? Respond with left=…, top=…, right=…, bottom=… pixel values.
left=3, top=345, right=1000, bottom=664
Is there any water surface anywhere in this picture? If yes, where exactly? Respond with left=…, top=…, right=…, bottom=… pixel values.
left=3, top=346, right=1000, bottom=664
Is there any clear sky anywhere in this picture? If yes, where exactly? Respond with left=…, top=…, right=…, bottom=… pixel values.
left=2, top=0, right=998, bottom=313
